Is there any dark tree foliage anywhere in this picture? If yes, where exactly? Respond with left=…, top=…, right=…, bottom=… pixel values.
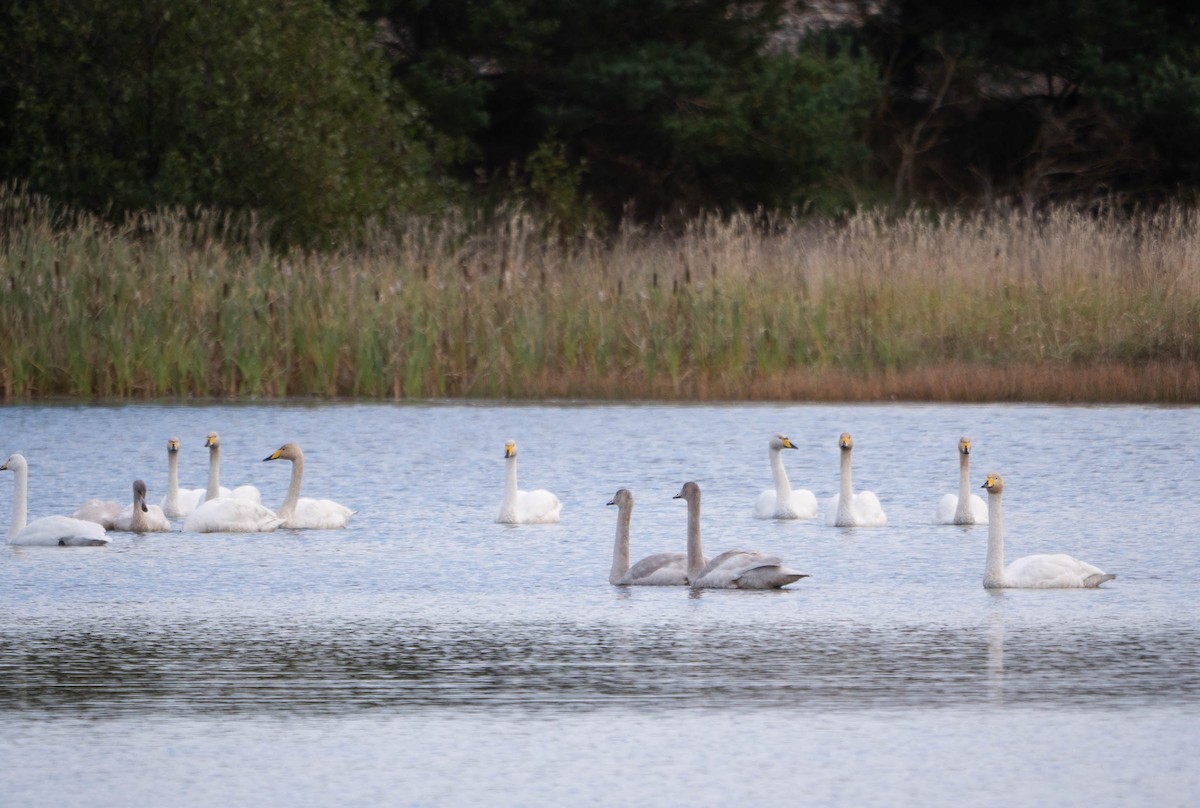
left=857, top=0, right=1200, bottom=206
left=369, top=0, right=880, bottom=222
left=0, top=0, right=441, bottom=246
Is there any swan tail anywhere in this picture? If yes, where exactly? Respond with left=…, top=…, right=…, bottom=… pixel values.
left=1084, top=572, right=1116, bottom=588
left=59, top=536, right=110, bottom=547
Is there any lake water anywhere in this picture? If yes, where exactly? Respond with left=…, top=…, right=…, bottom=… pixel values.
left=1, top=401, right=1197, bottom=807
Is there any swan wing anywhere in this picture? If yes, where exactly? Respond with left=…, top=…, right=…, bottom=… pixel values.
left=12, top=516, right=110, bottom=547
left=785, top=488, right=819, bottom=519
left=753, top=489, right=777, bottom=519
left=286, top=498, right=354, bottom=530
left=231, top=485, right=262, bottom=504
left=162, top=487, right=205, bottom=518
left=756, top=488, right=818, bottom=520
left=72, top=499, right=121, bottom=529
left=1005, top=553, right=1112, bottom=588
left=935, top=493, right=959, bottom=524
left=968, top=494, right=989, bottom=524
left=514, top=488, right=562, bottom=524
left=852, top=491, right=888, bottom=527
left=693, top=550, right=805, bottom=589
left=620, top=552, right=689, bottom=586
left=182, top=498, right=283, bottom=533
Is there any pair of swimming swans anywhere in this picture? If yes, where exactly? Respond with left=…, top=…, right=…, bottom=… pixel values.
left=755, top=431, right=887, bottom=526
left=609, top=483, right=807, bottom=589
left=184, top=441, right=353, bottom=532
left=3, top=453, right=110, bottom=546
left=498, top=440, right=562, bottom=524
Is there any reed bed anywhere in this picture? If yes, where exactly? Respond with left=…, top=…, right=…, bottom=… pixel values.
left=2, top=187, right=1198, bottom=402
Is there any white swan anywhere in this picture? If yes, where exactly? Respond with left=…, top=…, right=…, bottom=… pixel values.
left=2, top=453, right=110, bottom=546
left=497, top=440, right=562, bottom=524
left=981, top=473, right=1115, bottom=589
left=674, top=481, right=807, bottom=589
left=754, top=432, right=818, bottom=519
left=825, top=432, right=887, bottom=527
left=607, top=489, right=688, bottom=586
left=262, top=443, right=354, bottom=529
left=110, top=480, right=172, bottom=533
left=201, top=431, right=262, bottom=504
left=161, top=436, right=205, bottom=518
left=936, top=437, right=988, bottom=525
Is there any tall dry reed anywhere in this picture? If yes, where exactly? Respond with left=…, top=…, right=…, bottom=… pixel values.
left=2, top=187, right=1198, bottom=402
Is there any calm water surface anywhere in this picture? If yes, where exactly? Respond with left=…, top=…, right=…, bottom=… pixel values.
left=1, top=402, right=1197, bottom=806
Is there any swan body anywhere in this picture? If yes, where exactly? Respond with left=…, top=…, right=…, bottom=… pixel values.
left=825, top=433, right=887, bottom=528
left=263, top=443, right=354, bottom=529
left=72, top=498, right=122, bottom=529
left=607, top=489, right=688, bottom=586
left=981, top=473, right=1115, bottom=589
left=3, top=453, right=110, bottom=546
left=182, top=497, right=283, bottom=534
left=201, top=432, right=262, bottom=504
left=754, top=433, right=818, bottom=520
left=160, top=437, right=206, bottom=518
left=936, top=437, right=988, bottom=525
left=110, top=480, right=172, bottom=533
left=675, top=481, right=806, bottom=589
left=497, top=440, right=562, bottom=524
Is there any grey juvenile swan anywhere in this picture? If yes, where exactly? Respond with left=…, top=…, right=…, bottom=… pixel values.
left=607, top=488, right=689, bottom=586
left=675, top=481, right=807, bottom=589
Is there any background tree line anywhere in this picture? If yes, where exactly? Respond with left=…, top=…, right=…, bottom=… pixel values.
left=1, top=0, right=1197, bottom=246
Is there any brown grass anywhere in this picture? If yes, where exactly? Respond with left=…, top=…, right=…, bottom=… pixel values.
left=1, top=189, right=1198, bottom=402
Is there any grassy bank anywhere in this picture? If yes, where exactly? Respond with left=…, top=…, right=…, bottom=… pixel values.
left=2, top=189, right=1198, bottom=402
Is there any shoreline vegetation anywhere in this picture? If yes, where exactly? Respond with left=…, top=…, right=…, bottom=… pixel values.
left=2, top=190, right=1198, bottom=403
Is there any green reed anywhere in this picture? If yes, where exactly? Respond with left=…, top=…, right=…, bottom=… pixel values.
left=2, top=185, right=1198, bottom=402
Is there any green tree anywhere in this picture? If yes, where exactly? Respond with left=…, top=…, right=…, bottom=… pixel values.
left=0, top=0, right=445, bottom=245
left=369, top=1, right=879, bottom=222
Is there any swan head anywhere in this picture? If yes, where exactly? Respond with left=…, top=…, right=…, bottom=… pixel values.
left=673, top=481, right=700, bottom=503
left=982, top=473, right=1004, bottom=495
left=167, top=437, right=181, bottom=454
left=959, top=437, right=972, bottom=455
left=607, top=488, right=633, bottom=508
left=504, top=440, right=517, bottom=459
left=0, top=453, right=26, bottom=473
left=206, top=431, right=220, bottom=450
left=770, top=432, right=798, bottom=450
left=133, top=479, right=149, bottom=512
left=839, top=432, right=853, bottom=451
left=264, top=442, right=303, bottom=462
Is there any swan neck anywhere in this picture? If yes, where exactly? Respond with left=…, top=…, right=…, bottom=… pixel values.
left=836, top=449, right=854, bottom=523
left=7, top=464, right=28, bottom=539
left=504, top=457, right=518, bottom=501
left=985, top=492, right=1005, bottom=587
left=130, top=491, right=147, bottom=532
left=280, top=455, right=304, bottom=520
left=686, top=494, right=704, bottom=580
left=955, top=453, right=972, bottom=521
left=609, top=502, right=632, bottom=584
left=166, top=451, right=180, bottom=498
left=770, top=447, right=792, bottom=499
left=206, top=445, right=221, bottom=501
